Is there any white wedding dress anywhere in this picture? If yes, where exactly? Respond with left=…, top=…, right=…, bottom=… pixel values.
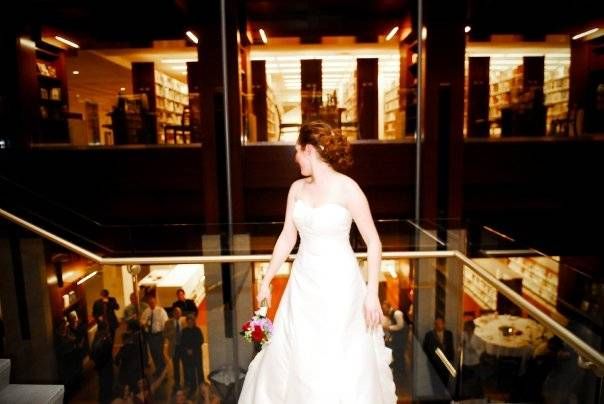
left=238, top=199, right=397, bottom=404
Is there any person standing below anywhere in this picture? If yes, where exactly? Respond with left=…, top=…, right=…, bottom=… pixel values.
left=423, top=317, right=455, bottom=395
left=165, top=307, right=187, bottom=391
left=67, top=311, right=87, bottom=388
left=140, top=296, right=168, bottom=378
left=54, top=318, right=79, bottom=399
left=93, top=289, right=120, bottom=342
left=172, top=289, right=198, bottom=318
left=114, top=331, right=142, bottom=391
left=181, top=315, right=204, bottom=395
left=459, top=319, right=485, bottom=399
left=90, top=321, right=114, bottom=404
left=381, top=301, right=406, bottom=378
left=124, top=292, right=149, bottom=323
left=124, top=293, right=150, bottom=369
left=173, top=389, right=193, bottom=404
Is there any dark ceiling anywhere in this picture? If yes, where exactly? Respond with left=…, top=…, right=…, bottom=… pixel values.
left=466, top=0, right=604, bottom=38
left=244, top=0, right=408, bottom=40
left=6, top=0, right=604, bottom=47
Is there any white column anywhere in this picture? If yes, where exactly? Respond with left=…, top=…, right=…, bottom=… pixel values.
left=232, top=234, right=254, bottom=369
left=202, top=234, right=229, bottom=371
left=412, top=230, right=438, bottom=399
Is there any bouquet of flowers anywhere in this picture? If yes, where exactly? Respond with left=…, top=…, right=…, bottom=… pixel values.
left=240, top=301, right=273, bottom=348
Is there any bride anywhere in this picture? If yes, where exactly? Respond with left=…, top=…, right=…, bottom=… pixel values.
left=238, top=121, right=397, bottom=404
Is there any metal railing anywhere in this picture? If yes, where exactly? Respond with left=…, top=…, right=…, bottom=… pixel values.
left=1, top=205, right=603, bottom=375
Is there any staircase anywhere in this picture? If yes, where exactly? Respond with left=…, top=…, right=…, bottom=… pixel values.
left=0, top=359, right=64, bottom=404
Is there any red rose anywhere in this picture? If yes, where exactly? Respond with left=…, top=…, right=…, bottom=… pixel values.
left=251, top=325, right=264, bottom=342
left=242, top=321, right=251, bottom=331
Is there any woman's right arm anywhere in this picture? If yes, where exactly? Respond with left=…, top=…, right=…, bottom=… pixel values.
left=256, top=180, right=300, bottom=306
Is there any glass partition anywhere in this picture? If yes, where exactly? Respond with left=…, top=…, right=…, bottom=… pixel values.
left=1, top=212, right=603, bottom=403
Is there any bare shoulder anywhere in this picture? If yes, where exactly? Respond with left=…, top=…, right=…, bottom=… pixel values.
left=337, top=173, right=363, bottom=195
left=289, top=178, right=306, bottom=197
left=291, top=178, right=306, bottom=188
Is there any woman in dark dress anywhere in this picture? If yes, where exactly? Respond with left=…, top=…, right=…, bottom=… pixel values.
left=181, top=315, right=204, bottom=394
left=91, top=321, right=115, bottom=404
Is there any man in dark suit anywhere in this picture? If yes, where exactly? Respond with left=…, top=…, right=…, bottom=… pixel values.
left=423, top=316, right=455, bottom=395
left=172, top=288, right=198, bottom=318
left=92, top=289, right=120, bottom=341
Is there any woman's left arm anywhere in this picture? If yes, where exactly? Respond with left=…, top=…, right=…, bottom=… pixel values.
left=347, top=178, right=383, bottom=330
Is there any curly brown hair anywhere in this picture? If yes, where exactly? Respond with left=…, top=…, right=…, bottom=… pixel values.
left=297, top=121, right=353, bottom=171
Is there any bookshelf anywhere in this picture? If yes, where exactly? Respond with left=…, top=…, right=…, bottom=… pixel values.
left=383, top=84, right=402, bottom=139
left=34, top=45, right=70, bottom=143
left=506, top=256, right=558, bottom=310
left=132, top=62, right=189, bottom=144
left=155, top=74, right=188, bottom=123
left=489, top=57, right=546, bottom=136
left=488, top=65, right=522, bottom=124
left=544, top=64, right=570, bottom=135
left=266, top=86, right=280, bottom=141
left=464, top=258, right=523, bottom=314
left=341, top=70, right=358, bottom=140
left=464, top=266, right=497, bottom=310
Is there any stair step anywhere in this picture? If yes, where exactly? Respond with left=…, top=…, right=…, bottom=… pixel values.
left=0, top=360, right=9, bottom=391
left=0, top=384, right=64, bottom=404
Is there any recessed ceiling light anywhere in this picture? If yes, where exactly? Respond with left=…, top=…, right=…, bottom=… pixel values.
left=572, top=27, right=599, bottom=40
left=55, top=35, right=80, bottom=49
left=161, top=59, right=196, bottom=64
left=186, top=30, right=199, bottom=44
left=386, top=26, right=399, bottom=41
left=259, top=29, right=268, bottom=44
left=77, top=271, right=98, bottom=285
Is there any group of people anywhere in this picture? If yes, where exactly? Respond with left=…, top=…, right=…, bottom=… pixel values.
left=55, top=287, right=206, bottom=404
left=136, top=290, right=204, bottom=395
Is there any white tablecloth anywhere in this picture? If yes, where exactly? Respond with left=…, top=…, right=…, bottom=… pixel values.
left=474, top=314, right=545, bottom=358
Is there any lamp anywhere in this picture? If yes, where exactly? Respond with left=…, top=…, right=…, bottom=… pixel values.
left=127, top=264, right=142, bottom=277
left=127, top=264, right=143, bottom=314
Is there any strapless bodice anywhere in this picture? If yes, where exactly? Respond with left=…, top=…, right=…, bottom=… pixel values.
left=292, top=199, right=353, bottom=256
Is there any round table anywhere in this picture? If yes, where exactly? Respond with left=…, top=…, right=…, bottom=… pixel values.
left=474, top=314, right=545, bottom=357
